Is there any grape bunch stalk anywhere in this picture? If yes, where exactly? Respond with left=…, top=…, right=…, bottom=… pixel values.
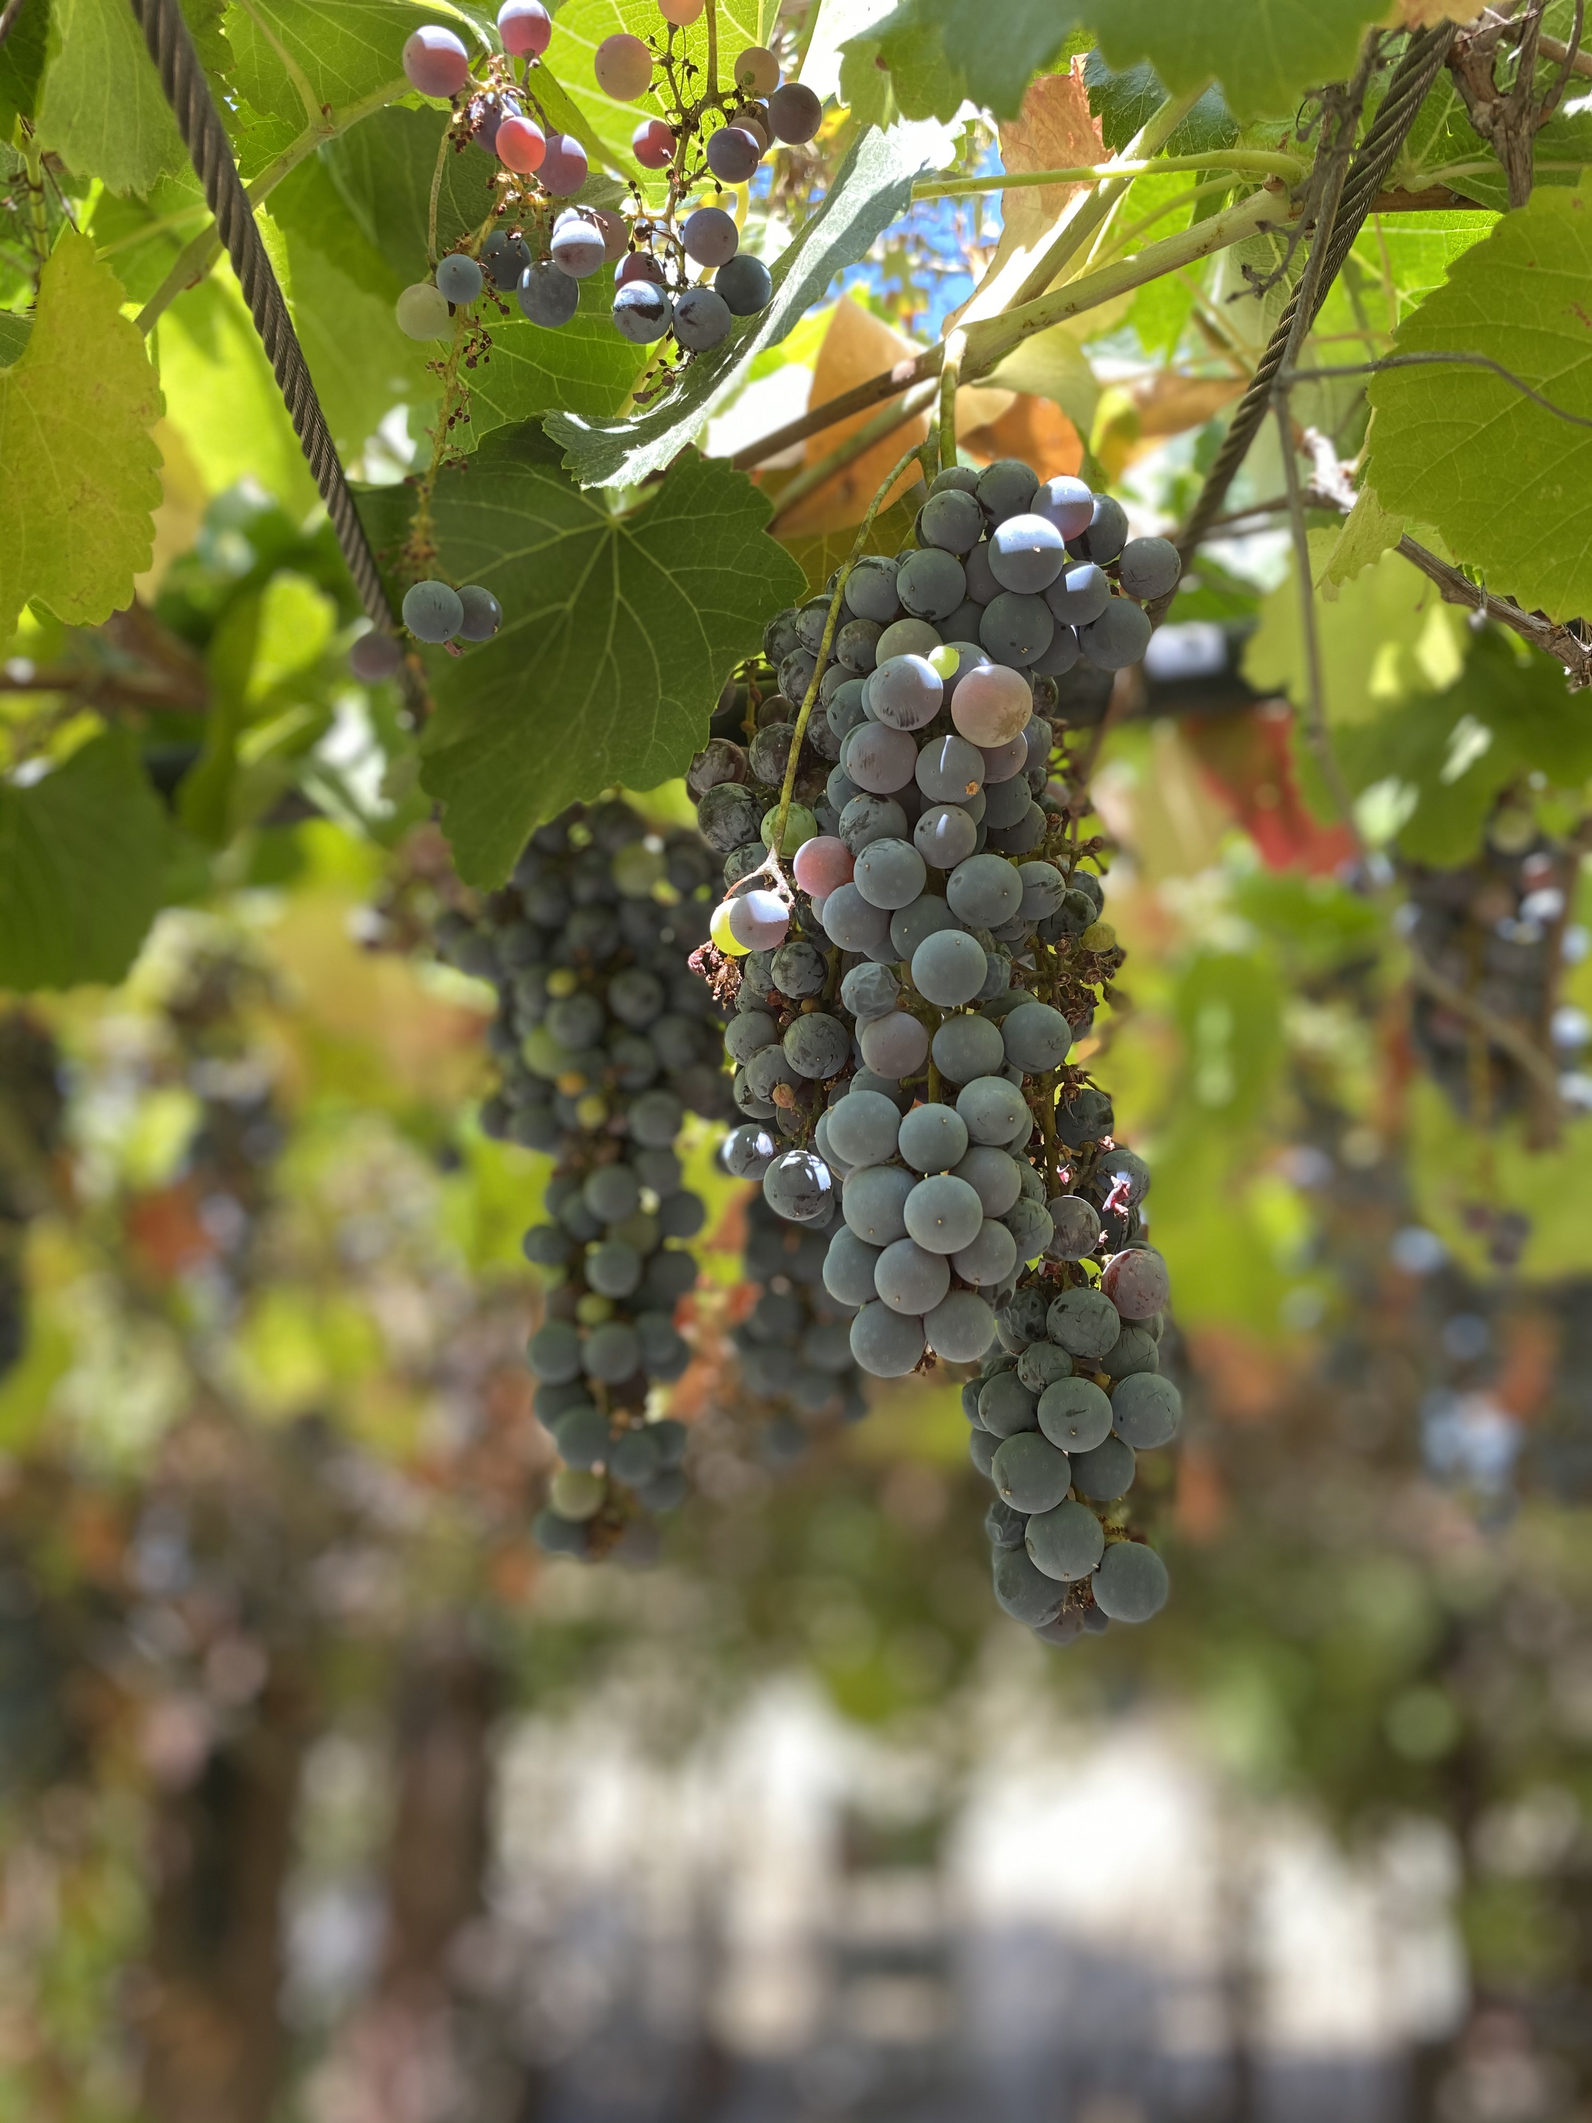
left=431, top=802, right=731, bottom=1559
left=397, top=0, right=811, bottom=372
left=689, top=453, right=1185, bottom=1641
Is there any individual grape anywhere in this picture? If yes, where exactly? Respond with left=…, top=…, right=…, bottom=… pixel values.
left=980, top=591, right=1054, bottom=667
left=986, top=1499, right=1028, bottom=1549
left=618, top=254, right=669, bottom=292
left=952, top=1142, right=1022, bottom=1216
left=1016, top=862, right=1065, bottom=922
left=986, top=803, right=1045, bottom=857
left=396, top=282, right=452, bottom=339
left=1092, top=1540, right=1170, bottom=1622
left=920, top=487, right=984, bottom=554
left=842, top=1162, right=916, bottom=1244
left=962, top=541, right=1000, bottom=605
left=792, top=835, right=853, bottom=896
left=845, top=723, right=917, bottom=795
left=955, top=1075, right=1029, bottom=1146
left=1048, top=1195, right=1102, bottom=1261
left=726, top=890, right=790, bottom=952
left=914, top=803, right=978, bottom=870
left=1045, top=1287, right=1120, bottom=1362
left=911, top=929, right=986, bottom=1008
left=873, top=1236, right=951, bottom=1316
left=976, top=459, right=1040, bottom=524
left=925, top=1288, right=997, bottom=1361
left=683, top=207, right=738, bottom=266
left=1110, top=1371, right=1181, bottom=1450
left=834, top=619, right=881, bottom=675
left=403, top=579, right=464, bottom=642
left=992, top=1545, right=1066, bottom=1626
left=896, top=549, right=968, bottom=622
left=988, top=513, right=1067, bottom=595
left=349, top=631, right=404, bottom=683
left=844, top=556, right=901, bottom=624
left=858, top=1012, right=929, bottom=1079
left=1001, top=1001, right=1071, bottom=1074
left=764, top=1148, right=835, bottom=1223
left=403, top=24, right=471, bottom=96
left=582, top=1320, right=642, bottom=1383
left=496, top=113, right=548, bottom=172
left=735, top=42, right=780, bottom=92
left=915, top=735, right=985, bottom=804
left=871, top=654, right=943, bottom=730
left=978, top=735, right=1029, bottom=791
left=436, top=252, right=485, bottom=305
left=768, top=80, right=822, bottom=142
left=1080, top=599, right=1152, bottom=671
left=929, top=1016, right=1002, bottom=1087
left=629, top=1088, right=683, bottom=1147
left=897, top=1102, right=968, bottom=1172
left=499, top=0, right=552, bottom=53
left=760, top=803, right=817, bottom=852
left=518, top=261, right=580, bottom=327
left=706, top=123, right=762, bottom=181
left=850, top=1300, right=925, bottom=1377
left=794, top=596, right=834, bottom=653
left=783, top=1012, right=848, bottom=1079
left=1044, top=562, right=1113, bottom=629
left=771, top=938, right=827, bottom=997
left=1017, top=1341, right=1073, bottom=1392
left=1036, top=1375, right=1112, bottom=1452
left=697, top=780, right=764, bottom=853
left=723, top=1121, right=777, bottom=1176
left=633, top=116, right=676, bottom=168
left=587, top=1240, right=644, bottom=1299
left=979, top=1370, right=1037, bottom=1437
left=1117, top=536, right=1182, bottom=601
left=946, top=852, right=1019, bottom=927
left=855, top=837, right=926, bottom=910
left=1032, top=474, right=1095, bottom=540
left=1068, top=493, right=1129, bottom=566
left=550, top=216, right=607, bottom=278
left=828, top=685, right=868, bottom=743
left=821, top=882, right=891, bottom=954
left=1102, top=1246, right=1171, bottom=1318
left=992, top=1431, right=1072, bottom=1515
left=875, top=616, right=942, bottom=662
left=1069, top=1433, right=1135, bottom=1503
left=584, top=1164, right=640, bottom=1221
left=1101, top=1327, right=1158, bottom=1380
left=539, top=132, right=590, bottom=195
left=903, top=1172, right=983, bottom=1254
left=675, top=286, right=733, bottom=351
left=837, top=959, right=897, bottom=1018
left=656, top=0, right=703, bottom=19
left=1096, top=1147, right=1152, bottom=1206
left=1029, top=626, right=1081, bottom=678
left=528, top=1320, right=583, bottom=1383
left=948, top=663, right=1030, bottom=747
left=889, top=896, right=956, bottom=960
left=1026, top=1499, right=1104, bottom=1582
left=952, top=1217, right=1017, bottom=1287
left=594, top=29, right=654, bottom=98
left=996, top=1287, right=1049, bottom=1350
left=824, top=1227, right=881, bottom=1304
left=482, top=228, right=532, bottom=287
left=614, top=282, right=672, bottom=342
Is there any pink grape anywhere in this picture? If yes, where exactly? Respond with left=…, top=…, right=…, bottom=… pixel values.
left=402, top=25, right=470, bottom=97
left=727, top=890, right=790, bottom=952
left=978, top=733, right=1029, bottom=784
left=949, top=661, right=1031, bottom=746
left=540, top=131, right=589, bottom=195
left=498, top=0, right=551, bottom=55
left=734, top=45, right=779, bottom=95
left=595, top=31, right=653, bottom=99
left=586, top=206, right=629, bottom=262
left=706, top=124, right=761, bottom=182
left=496, top=113, right=546, bottom=172
left=657, top=0, right=704, bottom=21
left=793, top=835, right=855, bottom=897
left=618, top=251, right=667, bottom=286
left=633, top=116, right=675, bottom=168
left=1101, top=1248, right=1170, bottom=1319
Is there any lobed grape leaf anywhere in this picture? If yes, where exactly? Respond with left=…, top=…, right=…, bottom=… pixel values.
left=1365, top=177, right=1592, bottom=623
left=547, top=116, right=957, bottom=487
left=35, top=0, right=188, bottom=194
left=0, top=232, right=164, bottom=643
left=223, top=0, right=451, bottom=135
left=0, top=729, right=173, bottom=991
left=355, top=423, right=806, bottom=884
left=0, top=0, right=51, bottom=134
left=853, top=0, right=1388, bottom=124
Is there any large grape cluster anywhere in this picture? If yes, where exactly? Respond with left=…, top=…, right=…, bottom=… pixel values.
left=432, top=802, right=730, bottom=1557
left=688, top=455, right=1183, bottom=1637
left=724, top=1183, right=868, bottom=1463
left=398, top=1, right=807, bottom=365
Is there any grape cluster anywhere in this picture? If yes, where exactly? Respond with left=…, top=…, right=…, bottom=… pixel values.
left=398, top=0, right=810, bottom=363
left=688, top=455, right=1181, bottom=1636
left=431, top=802, right=730, bottom=1558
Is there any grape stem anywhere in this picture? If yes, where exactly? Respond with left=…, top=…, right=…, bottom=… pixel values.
left=913, top=150, right=1308, bottom=199
left=937, top=327, right=964, bottom=472
left=768, top=436, right=937, bottom=859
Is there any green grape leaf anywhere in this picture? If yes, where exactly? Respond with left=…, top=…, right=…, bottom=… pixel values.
left=547, top=116, right=956, bottom=487
left=0, top=0, right=51, bottom=133
left=857, top=0, right=1387, bottom=124
left=356, top=423, right=806, bottom=884
left=0, top=231, right=163, bottom=642
left=1082, top=51, right=1236, bottom=155
left=1317, top=485, right=1407, bottom=599
left=269, top=151, right=403, bottom=302
left=544, top=0, right=772, bottom=164
left=36, top=0, right=187, bottom=194
left=1365, top=177, right=1592, bottom=625
left=223, top=0, right=450, bottom=135
left=320, top=107, right=643, bottom=432
left=0, top=728, right=172, bottom=991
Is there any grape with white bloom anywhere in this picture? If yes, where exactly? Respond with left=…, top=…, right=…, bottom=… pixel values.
left=1048, top=1195, right=1102, bottom=1260
left=1001, top=1001, right=1071, bottom=1073
left=933, top=1014, right=1006, bottom=1084
left=850, top=1300, right=926, bottom=1376
left=911, top=929, right=987, bottom=1007
left=914, top=803, right=979, bottom=870
left=891, top=897, right=958, bottom=960
left=858, top=1012, right=929, bottom=1079
left=840, top=963, right=900, bottom=1020
left=979, top=1370, right=1038, bottom=1436
left=1102, top=1246, right=1171, bottom=1317
left=873, top=1237, right=951, bottom=1315
left=977, top=458, right=1039, bottom=521
left=952, top=1216, right=1017, bottom=1286
left=846, top=723, right=918, bottom=795
left=896, top=548, right=968, bottom=621
left=1069, top=493, right=1129, bottom=565
left=844, top=556, right=901, bottom=623
left=842, top=1162, right=916, bottom=1244
left=1037, top=1376, right=1112, bottom=1452
left=916, top=735, right=986, bottom=804
left=726, top=890, right=790, bottom=952
left=824, top=1227, right=881, bottom=1304
left=839, top=794, right=908, bottom=855
left=1026, top=1500, right=1105, bottom=1582
left=952, top=1142, right=1023, bottom=1215
left=897, top=1102, right=969, bottom=1172
left=854, top=838, right=927, bottom=910
left=1080, top=599, right=1152, bottom=671
left=980, top=592, right=1053, bottom=667
left=871, top=654, right=943, bottom=730
left=925, top=1288, right=997, bottom=1360
left=1092, top=1540, right=1169, bottom=1621
left=920, top=488, right=984, bottom=553
left=946, top=852, right=1020, bottom=928
left=674, top=286, right=733, bottom=351
left=989, top=514, right=1067, bottom=594
left=403, top=580, right=464, bottom=642
left=683, top=207, right=738, bottom=266
left=992, top=1431, right=1072, bottom=1514
left=821, top=883, right=891, bottom=954
left=1045, top=563, right=1114, bottom=629
left=1070, top=1434, right=1135, bottom=1501
left=1032, top=474, right=1095, bottom=539
left=782, top=1012, right=849, bottom=1079
left=949, top=662, right=1032, bottom=747
left=876, top=617, right=942, bottom=662
left=1111, top=1372, right=1182, bottom=1449
left=903, top=1172, right=983, bottom=1253
left=436, top=253, right=484, bottom=304
left=956, top=1075, right=1029, bottom=1145
left=1117, top=536, right=1183, bottom=601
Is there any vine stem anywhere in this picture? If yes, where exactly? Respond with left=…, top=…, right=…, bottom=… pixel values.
left=938, top=326, right=964, bottom=470
left=913, top=150, right=1307, bottom=199
left=404, top=307, right=476, bottom=581
left=427, top=116, right=451, bottom=265
left=769, top=438, right=937, bottom=858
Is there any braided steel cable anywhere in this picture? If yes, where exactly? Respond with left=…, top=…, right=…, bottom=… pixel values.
left=1169, top=22, right=1459, bottom=576
left=127, top=0, right=397, bottom=633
